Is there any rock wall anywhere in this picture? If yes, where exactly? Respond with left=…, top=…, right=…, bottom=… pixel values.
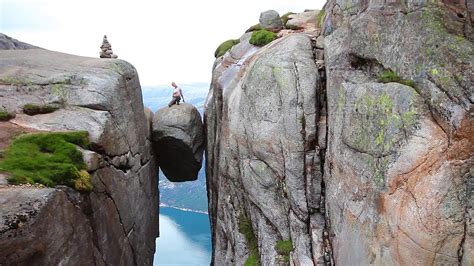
left=205, top=4, right=473, bottom=265
left=0, top=43, right=158, bottom=265
left=322, top=0, right=473, bottom=264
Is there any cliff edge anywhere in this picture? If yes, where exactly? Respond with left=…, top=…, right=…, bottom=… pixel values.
left=0, top=39, right=159, bottom=265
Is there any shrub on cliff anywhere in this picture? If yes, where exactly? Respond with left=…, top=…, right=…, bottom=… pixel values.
left=378, top=70, right=415, bottom=88
left=23, top=103, right=59, bottom=115
left=0, top=110, right=14, bottom=121
left=245, top=24, right=262, bottom=33
left=239, top=214, right=260, bottom=266
left=249, top=30, right=277, bottom=46
left=215, top=39, right=240, bottom=58
left=0, top=131, right=93, bottom=192
left=276, top=240, right=293, bottom=263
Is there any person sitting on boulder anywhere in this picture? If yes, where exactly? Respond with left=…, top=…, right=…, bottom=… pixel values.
left=168, top=82, right=185, bottom=107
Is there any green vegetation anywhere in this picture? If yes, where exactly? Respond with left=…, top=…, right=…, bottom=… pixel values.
left=245, top=24, right=262, bottom=33
left=239, top=214, right=260, bottom=266
left=281, top=12, right=295, bottom=26
left=316, top=9, right=325, bottom=28
left=23, top=103, right=59, bottom=115
left=249, top=30, right=277, bottom=46
left=377, top=70, right=415, bottom=88
left=276, top=240, right=293, bottom=263
left=0, top=131, right=92, bottom=192
left=0, top=110, right=14, bottom=121
left=214, top=39, right=240, bottom=58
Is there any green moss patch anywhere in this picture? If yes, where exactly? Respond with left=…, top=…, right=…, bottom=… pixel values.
left=0, top=131, right=92, bottom=192
left=316, top=10, right=325, bottom=28
left=23, top=103, right=59, bottom=116
left=214, top=39, right=240, bottom=58
left=246, top=24, right=263, bottom=33
left=0, top=110, right=14, bottom=121
left=276, top=240, right=293, bottom=263
left=249, top=30, right=277, bottom=46
left=378, top=70, right=415, bottom=88
left=239, top=214, right=260, bottom=266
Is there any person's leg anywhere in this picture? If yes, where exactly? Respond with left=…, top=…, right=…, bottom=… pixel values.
left=168, top=97, right=177, bottom=107
left=176, top=96, right=181, bottom=105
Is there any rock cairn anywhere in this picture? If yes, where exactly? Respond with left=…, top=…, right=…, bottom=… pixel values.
left=99, top=35, right=118, bottom=59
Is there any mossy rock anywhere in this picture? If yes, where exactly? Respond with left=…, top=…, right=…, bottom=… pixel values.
left=0, top=110, right=14, bottom=121
left=316, top=9, right=325, bottom=28
left=0, top=131, right=93, bottom=192
left=239, top=214, right=260, bottom=265
left=249, top=30, right=277, bottom=46
left=246, top=24, right=263, bottom=33
left=378, top=70, right=415, bottom=88
left=23, top=103, right=59, bottom=115
left=281, top=12, right=295, bottom=27
left=215, top=39, right=240, bottom=58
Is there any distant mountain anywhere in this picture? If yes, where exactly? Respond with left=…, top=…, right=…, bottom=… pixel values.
left=142, top=83, right=210, bottom=212
left=142, top=82, right=209, bottom=112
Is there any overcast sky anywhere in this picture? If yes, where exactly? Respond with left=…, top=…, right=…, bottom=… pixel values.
left=1, top=0, right=325, bottom=86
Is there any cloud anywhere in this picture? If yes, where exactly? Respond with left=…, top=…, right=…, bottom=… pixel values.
left=1, top=0, right=325, bottom=85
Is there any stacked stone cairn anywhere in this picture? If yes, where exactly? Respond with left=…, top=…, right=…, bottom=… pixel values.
left=99, top=35, right=118, bottom=59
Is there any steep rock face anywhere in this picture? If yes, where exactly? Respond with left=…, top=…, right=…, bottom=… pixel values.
left=321, top=0, right=473, bottom=264
left=152, top=103, right=204, bottom=182
left=0, top=46, right=158, bottom=265
left=206, top=4, right=473, bottom=265
left=206, top=28, right=328, bottom=264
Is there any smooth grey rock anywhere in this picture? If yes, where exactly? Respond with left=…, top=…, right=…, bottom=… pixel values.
left=259, top=10, right=283, bottom=32
left=152, top=103, right=204, bottom=182
left=315, top=35, right=324, bottom=49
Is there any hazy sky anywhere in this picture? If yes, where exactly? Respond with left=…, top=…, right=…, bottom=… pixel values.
left=1, top=0, right=325, bottom=86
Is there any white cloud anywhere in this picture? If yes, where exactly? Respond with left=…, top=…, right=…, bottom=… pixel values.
left=1, top=0, right=325, bottom=85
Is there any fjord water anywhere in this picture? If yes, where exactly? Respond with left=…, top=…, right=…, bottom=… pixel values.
left=154, top=207, right=211, bottom=265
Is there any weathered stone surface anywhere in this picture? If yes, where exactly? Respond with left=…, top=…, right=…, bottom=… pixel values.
left=205, top=33, right=324, bottom=265
left=0, top=47, right=158, bottom=265
left=286, top=10, right=319, bottom=31
left=0, top=33, right=38, bottom=50
left=322, top=0, right=473, bottom=264
left=259, top=10, right=283, bottom=32
left=152, top=103, right=204, bottom=182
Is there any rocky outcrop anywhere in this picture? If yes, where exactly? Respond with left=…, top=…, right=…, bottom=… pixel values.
left=0, top=40, right=158, bottom=265
left=206, top=3, right=472, bottom=265
left=0, top=33, right=38, bottom=50
left=152, top=103, right=204, bottom=182
left=259, top=10, right=284, bottom=32
left=205, top=19, right=327, bottom=264
left=321, top=0, right=473, bottom=264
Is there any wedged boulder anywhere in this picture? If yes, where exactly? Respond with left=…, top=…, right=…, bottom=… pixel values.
left=152, top=103, right=204, bottom=182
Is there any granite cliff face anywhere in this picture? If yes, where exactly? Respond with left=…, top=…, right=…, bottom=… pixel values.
left=0, top=39, right=158, bottom=265
left=205, top=3, right=472, bottom=265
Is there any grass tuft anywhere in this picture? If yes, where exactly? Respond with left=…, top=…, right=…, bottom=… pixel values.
left=239, top=214, right=260, bottom=266
left=249, top=30, right=277, bottom=46
left=378, top=70, right=415, bottom=88
left=316, top=9, right=326, bottom=28
left=0, top=110, right=14, bottom=121
left=276, top=240, right=293, bottom=262
left=0, top=131, right=92, bottom=191
left=246, top=24, right=262, bottom=33
left=23, top=103, right=59, bottom=116
left=215, top=39, right=240, bottom=58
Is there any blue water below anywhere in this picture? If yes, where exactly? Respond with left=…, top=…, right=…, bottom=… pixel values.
left=154, top=207, right=212, bottom=265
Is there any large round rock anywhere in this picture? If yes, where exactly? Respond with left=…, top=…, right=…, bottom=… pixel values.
left=259, top=10, right=283, bottom=32
left=152, top=103, right=204, bottom=182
